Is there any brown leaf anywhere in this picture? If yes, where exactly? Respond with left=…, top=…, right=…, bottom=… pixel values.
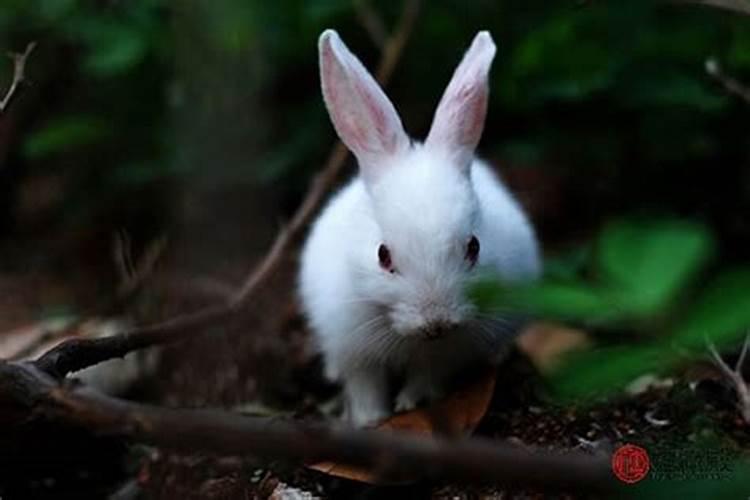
left=516, top=322, right=590, bottom=373
left=308, top=367, right=496, bottom=484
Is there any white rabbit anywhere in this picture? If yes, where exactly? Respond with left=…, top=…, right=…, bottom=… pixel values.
left=299, top=30, right=541, bottom=426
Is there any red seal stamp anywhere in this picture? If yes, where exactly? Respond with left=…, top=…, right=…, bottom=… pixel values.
left=612, top=444, right=650, bottom=484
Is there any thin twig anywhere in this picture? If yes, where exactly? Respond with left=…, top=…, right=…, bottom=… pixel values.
left=705, top=58, right=750, bottom=104
left=115, top=232, right=168, bottom=298
left=35, top=0, right=421, bottom=378
left=373, top=0, right=421, bottom=84
left=0, top=42, right=36, bottom=114
left=35, top=304, right=230, bottom=377
left=0, top=360, right=613, bottom=490
left=354, top=0, right=389, bottom=49
left=737, top=334, right=750, bottom=372
left=113, top=230, right=135, bottom=286
left=674, top=0, right=750, bottom=16
left=706, top=334, right=750, bottom=424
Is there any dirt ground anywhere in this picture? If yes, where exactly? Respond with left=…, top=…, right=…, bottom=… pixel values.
left=1, top=255, right=748, bottom=500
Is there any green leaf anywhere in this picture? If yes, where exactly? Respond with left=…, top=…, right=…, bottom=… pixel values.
left=470, top=277, right=613, bottom=321
left=508, top=10, right=616, bottom=102
left=671, top=268, right=750, bottom=349
left=23, top=115, right=109, bottom=159
left=37, top=0, right=77, bottom=22
left=541, top=246, right=592, bottom=281
left=108, top=161, right=184, bottom=186
left=521, top=282, right=613, bottom=320
left=83, top=25, right=149, bottom=76
left=304, top=0, right=351, bottom=22
left=552, top=344, right=665, bottom=399
left=597, top=219, right=713, bottom=316
left=624, top=73, right=727, bottom=112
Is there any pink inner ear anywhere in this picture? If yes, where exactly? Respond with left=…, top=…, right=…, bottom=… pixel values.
left=319, top=30, right=408, bottom=170
left=428, top=78, right=488, bottom=151
left=425, top=32, right=495, bottom=163
left=323, top=51, right=394, bottom=155
left=456, top=81, right=488, bottom=147
left=352, top=77, right=392, bottom=153
left=323, top=58, right=369, bottom=153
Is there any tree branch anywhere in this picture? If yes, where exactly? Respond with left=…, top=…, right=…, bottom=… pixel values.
left=705, top=58, right=750, bottom=104
left=35, top=0, right=421, bottom=378
left=354, top=0, right=389, bottom=49
left=674, top=0, right=750, bottom=16
left=0, top=42, right=35, bottom=114
left=34, top=305, right=230, bottom=377
left=0, top=360, right=613, bottom=491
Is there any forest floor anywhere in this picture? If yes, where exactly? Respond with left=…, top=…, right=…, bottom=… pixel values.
left=0, top=259, right=748, bottom=500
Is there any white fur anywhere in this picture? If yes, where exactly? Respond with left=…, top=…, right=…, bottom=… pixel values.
left=299, top=30, right=541, bottom=426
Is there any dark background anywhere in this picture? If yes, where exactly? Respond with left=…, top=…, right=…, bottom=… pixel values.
left=1, top=0, right=749, bottom=297
left=1, top=0, right=749, bottom=498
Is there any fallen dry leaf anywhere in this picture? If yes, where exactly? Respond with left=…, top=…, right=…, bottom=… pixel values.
left=516, top=322, right=590, bottom=373
left=308, top=367, right=496, bottom=484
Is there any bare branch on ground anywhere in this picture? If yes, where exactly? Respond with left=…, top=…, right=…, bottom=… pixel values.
left=0, top=360, right=613, bottom=491
left=0, top=42, right=35, bottom=114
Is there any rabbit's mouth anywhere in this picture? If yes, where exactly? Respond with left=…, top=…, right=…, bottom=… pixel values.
left=387, top=302, right=465, bottom=339
left=417, top=321, right=459, bottom=341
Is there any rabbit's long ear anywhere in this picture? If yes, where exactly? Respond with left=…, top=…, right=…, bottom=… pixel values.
left=426, top=32, right=496, bottom=170
left=319, top=30, right=409, bottom=181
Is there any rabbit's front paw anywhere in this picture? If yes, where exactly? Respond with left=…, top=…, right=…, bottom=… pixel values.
left=348, top=404, right=390, bottom=427
left=344, top=368, right=390, bottom=427
left=395, top=378, right=441, bottom=413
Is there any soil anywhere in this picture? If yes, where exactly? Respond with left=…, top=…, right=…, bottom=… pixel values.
left=1, top=260, right=748, bottom=500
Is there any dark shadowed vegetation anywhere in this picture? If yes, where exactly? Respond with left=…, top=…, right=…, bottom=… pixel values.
left=1, top=0, right=750, bottom=498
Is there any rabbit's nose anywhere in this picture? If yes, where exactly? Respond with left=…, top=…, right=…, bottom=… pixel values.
left=421, top=321, right=456, bottom=340
left=422, top=326, right=442, bottom=340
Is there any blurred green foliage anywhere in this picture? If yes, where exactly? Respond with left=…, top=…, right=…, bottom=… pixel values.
left=23, top=114, right=110, bottom=158
left=1, top=0, right=748, bottom=200
left=472, top=218, right=750, bottom=399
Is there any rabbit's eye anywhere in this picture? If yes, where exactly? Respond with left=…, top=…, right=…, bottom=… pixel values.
left=466, top=235, right=480, bottom=266
left=378, top=244, right=395, bottom=273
